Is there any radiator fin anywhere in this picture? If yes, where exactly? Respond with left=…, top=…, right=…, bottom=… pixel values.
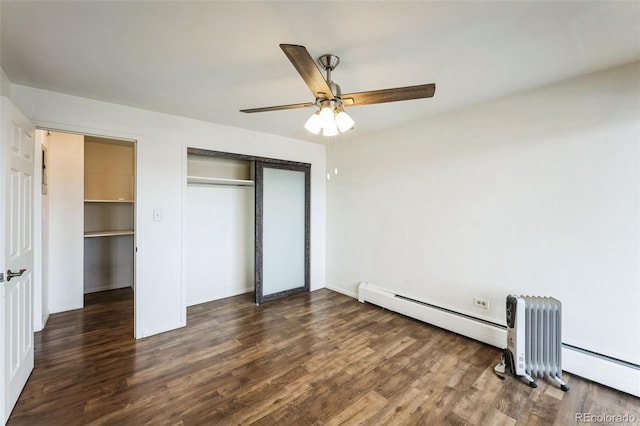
left=521, top=296, right=562, bottom=378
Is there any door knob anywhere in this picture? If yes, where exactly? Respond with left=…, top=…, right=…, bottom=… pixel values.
left=6, top=268, right=26, bottom=281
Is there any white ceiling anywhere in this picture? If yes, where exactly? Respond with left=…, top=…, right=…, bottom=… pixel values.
left=1, top=1, right=639, bottom=143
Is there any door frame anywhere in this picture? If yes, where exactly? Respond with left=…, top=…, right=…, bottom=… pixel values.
left=186, top=148, right=311, bottom=305
left=36, top=126, right=139, bottom=336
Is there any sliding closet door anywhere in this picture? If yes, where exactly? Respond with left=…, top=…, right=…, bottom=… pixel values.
left=255, top=161, right=310, bottom=304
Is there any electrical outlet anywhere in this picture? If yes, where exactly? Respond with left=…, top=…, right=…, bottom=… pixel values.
left=474, top=297, right=490, bottom=310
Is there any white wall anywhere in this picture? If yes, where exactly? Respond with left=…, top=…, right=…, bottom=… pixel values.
left=185, top=185, right=254, bottom=305
left=327, top=62, right=640, bottom=367
left=0, top=67, right=12, bottom=100
left=0, top=70, right=10, bottom=100
left=11, top=85, right=326, bottom=338
left=47, top=131, right=84, bottom=313
left=84, top=235, right=134, bottom=293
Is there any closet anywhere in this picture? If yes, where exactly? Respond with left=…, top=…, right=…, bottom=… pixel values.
left=185, top=148, right=310, bottom=306
left=83, top=136, right=135, bottom=294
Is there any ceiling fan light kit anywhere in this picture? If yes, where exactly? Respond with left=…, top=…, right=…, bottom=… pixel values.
left=304, top=98, right=354, bottom=136
left=240, top=44, right=436, bottom=137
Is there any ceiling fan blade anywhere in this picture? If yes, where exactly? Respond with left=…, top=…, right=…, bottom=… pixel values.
left=280, top=44, right=335, bottom=100
left=341, top=83, right=435, bottom=106
left=240, top=102, right=315, bottom=113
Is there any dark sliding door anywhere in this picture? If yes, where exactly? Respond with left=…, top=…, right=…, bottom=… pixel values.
left=255, top=161, right=310, bottom=304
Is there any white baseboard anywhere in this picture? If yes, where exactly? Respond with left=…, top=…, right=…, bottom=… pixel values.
left=49, top=302, right=83, bottom=314
left=84, top=282, right=132, bottom=294
left=139, top=320, right=186, bottom=339
left=186, top=287, right=254, bottom=307
left=325, top=284, right=357, bottom=299
left=357, top=282, right=640, bottom=397
left=34, top=311, right=50, bottom=332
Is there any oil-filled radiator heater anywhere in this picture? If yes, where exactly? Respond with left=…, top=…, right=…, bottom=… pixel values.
left=496, top=295, right=569, bottom=391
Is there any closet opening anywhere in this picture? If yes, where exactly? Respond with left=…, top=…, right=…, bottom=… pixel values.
left=185, top=148, right=310, bottom=308
left=185, top=152, right=255, bottom=306
left=41, top=130, right=136, bottom=335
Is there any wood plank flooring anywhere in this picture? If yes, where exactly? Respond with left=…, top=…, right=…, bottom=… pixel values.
left=8, top=288, right=640, bottom=425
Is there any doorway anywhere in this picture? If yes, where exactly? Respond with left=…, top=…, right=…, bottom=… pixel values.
left=39, top=130, right=136, bottom=334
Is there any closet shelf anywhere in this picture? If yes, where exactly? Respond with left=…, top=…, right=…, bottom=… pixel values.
left=84, top=230, right=135, bottom=238
left=187, top=176, right=255, bottom=186
left=85, top=199, right=134, bottom=203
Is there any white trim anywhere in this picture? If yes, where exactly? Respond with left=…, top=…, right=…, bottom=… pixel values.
left=140, top=321, right=186, bottom=339
left=40, top=313, right=49, bottom=331
left=84, top=283, right=133, bottom=295
left=33, top=130, right=43, bottom=332
left=48, top=302, right=83, bottom=314
left=186, top=288, right=254, bottom=307
left=357, top=282, right=640, bottom=397
left=31, top=119, right=139, bottom=143
left=325, top=284, right=357, bottom=299
left=180, top=145, right=188, bottom=326
left=31, top=120, right=146, bottom=339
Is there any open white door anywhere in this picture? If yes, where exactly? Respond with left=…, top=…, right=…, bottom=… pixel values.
left=0, top=97, right=35, bottom=424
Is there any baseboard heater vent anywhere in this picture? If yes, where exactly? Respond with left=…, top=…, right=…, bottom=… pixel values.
left=357, top=282, right=506, bottom=348
left=396, top=294, right=506, bottom=330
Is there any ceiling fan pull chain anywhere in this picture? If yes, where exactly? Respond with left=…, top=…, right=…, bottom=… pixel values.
left=333, top=136, right=339, bottom=176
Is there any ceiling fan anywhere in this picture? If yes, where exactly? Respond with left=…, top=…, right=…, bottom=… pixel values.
left=240, top=44, right=436, bottom=136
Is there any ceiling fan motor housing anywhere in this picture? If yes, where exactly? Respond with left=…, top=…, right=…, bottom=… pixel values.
left=318, top=54, right=340, bottom=71
left=318, top=54, right=341, bottom=99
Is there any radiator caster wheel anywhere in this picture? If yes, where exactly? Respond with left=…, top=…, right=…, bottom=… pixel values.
left=529, top=381, right=538, bottom=388
left=561, top=384, right=569, bottom=392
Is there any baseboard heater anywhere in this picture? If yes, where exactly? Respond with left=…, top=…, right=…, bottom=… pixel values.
left=357, top=282, right=640, bottom=397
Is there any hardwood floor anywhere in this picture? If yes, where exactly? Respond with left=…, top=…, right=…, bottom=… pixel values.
left=8, top=288, right=639, bottom=425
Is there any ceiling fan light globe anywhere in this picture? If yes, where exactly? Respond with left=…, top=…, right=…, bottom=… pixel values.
left=335, top=110, right=354, bottom=133
left=322, top=120, right=339, bottom=137
left=319, top=106, right=335, bottom=128
left=304, top=112, right=322, bottom=135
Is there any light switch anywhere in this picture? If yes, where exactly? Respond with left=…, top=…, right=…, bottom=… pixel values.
left=153, top=209, right=162, bottom=222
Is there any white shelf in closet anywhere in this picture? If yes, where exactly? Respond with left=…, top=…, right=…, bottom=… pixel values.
left=187, top=176, right=255, bottom=186
left=84, top=199, right=134, bottom=203
left=84, top=229, right=135, bottom=238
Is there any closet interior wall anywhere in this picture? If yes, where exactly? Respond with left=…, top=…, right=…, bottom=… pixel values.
left=185, top=153, right=255, bottom=306
left=83, top=136, right=135, bottom=294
